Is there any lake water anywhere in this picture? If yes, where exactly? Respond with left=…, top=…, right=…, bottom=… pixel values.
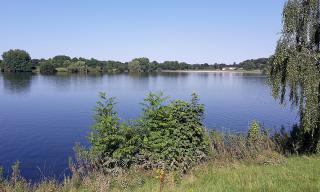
left=0, top=72, right=297, bottom=181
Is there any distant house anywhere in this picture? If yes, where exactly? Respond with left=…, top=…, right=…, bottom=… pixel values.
left=222, top=67, right=236, bottom=71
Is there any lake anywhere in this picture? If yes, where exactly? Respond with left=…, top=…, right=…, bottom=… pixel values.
left=0, top=72, right=297, bottom=181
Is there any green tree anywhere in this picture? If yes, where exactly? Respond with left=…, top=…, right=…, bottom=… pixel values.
left=128, top=60, right=141, bottom=72
left=268, top=0, right=320, bottom=152
left=89, top=93, right=142, bottom=170
left=1, top=49, right=32, bottom=72
left=39, top=61, right=57, bottom=74
left=89, top=93, right=124, bottom=167
left=52, top=55, right=71, bottom=67
left=67, top=61, right=87, bottom=73
left=135, top=57, right=150, bottom=72
left=128, top=58, right=150, bottom=72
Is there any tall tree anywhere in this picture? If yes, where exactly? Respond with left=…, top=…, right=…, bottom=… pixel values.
left=52, top=55, right=71, bottom=67
left=128, top=60, right=141, bottom=72
left=1, top=49, right=32, bottom=72
left=128, top=58, right=150, bottom=72
left=269, top=0, right=320, bottom=152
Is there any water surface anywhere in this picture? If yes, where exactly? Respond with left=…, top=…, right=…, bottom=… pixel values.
left=0, top=72, right=297, bottom=180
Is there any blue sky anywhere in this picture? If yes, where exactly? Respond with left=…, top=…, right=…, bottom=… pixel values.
left=0, top=0, right=285, bottom=64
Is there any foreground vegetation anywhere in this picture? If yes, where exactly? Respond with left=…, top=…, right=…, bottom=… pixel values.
left=0, top=91, right=318, bottom=191
left=131, top=156, right=320, bottom=192
left=1, top=156, right=319, bottom=192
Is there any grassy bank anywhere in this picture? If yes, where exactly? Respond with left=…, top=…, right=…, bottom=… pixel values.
left=131, top=156, right=319, bottom=192
left=1, top=156, right=319, bottom=192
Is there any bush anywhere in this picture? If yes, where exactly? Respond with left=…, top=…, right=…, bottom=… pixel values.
left=1, top=49, right=32, bottom=72
left=210, top=120, right=281, bottom=163
left=247, top=120, right=260, bottom=143
left=139, top=92, right=210, bottom=172
left=88, top=92, right=210, bottom=173
left=67, top=61, right=87, bottom=73
left=39, top=62, right=56, bottom=74
left=88, top=93, right=142, bottom=173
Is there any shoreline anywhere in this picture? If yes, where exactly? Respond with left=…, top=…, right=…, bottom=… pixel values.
left=161, top=69, right=263, bottom=74
left=2, top=69, right=264, bottom=75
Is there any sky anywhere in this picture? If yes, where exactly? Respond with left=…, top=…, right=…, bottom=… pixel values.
left=0, top=0, right=286, bottom=64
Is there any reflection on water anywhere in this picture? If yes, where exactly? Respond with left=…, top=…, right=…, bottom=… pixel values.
left=0, top=72, right=297, bottom=181
left=40, top=73, right=105, bottom=91
left=2, top=73, right=33, bottom=93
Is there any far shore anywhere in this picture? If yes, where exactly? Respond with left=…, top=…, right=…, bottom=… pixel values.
left=161, top=69, right=263, bottom=74
left=26, top=68, right=264, bottom=75
left=19, top=66, right=265, bottom=75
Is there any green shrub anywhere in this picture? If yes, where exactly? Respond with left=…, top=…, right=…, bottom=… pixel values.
left=140, top=92, right=210, bottom=172
left=247, top=120, right=260, bottom=143
left=87, top=93, right=282, bottom=175
left=210, top=120, right=280, bottom=163
left=88, top=92, right=210, bottom=173
left=39, top=61, right=56, bottom=74
left=88, top=93, right=142, bottom=172
left=1, top=49, right=32, bottom=72
left=67, top=61, right=87, bottom=73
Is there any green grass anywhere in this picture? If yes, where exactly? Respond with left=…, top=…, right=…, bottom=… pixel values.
left=128, top=156, right=320, bottom=192
left=1, top=156, right=319, bottom=192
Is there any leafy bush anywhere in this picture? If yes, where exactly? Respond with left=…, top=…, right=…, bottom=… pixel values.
left=1, top=49, right=32, bottom=72
left=88, top=92, right=210, bottom=173
left=247, top=120, right=260, bottom=143
left=67, top=61, right=87, bottom=73
left=139, top=92, right=210, bottom=172
left=88, top=93, right=142, bottom=173
left=39, top=61, right=56, bottom=74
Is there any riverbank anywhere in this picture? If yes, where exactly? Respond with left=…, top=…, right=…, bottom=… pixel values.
left=29, top=67, right=263, bottom=74
left=133, top=156, right=320, bottom=192
left=1, top=156, right=318, bottom=192
left=162, top=69, right=263, bottom=74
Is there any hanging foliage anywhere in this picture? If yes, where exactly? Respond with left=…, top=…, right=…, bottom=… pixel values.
left=269, top=0, right=320, bottom=152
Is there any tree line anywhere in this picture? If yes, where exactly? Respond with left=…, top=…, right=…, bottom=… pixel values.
left=0, top=49, right=269, bottom=73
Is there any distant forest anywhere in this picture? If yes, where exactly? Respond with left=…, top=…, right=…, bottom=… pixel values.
left=0, top=49, right=269, bottom=73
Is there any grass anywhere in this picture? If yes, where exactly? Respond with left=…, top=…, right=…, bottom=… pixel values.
left=1, top=156, right=319, bottom=192
left=127, top=156, right=320, bottom=192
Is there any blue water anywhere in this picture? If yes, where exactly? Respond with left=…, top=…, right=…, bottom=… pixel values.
left=0, top=72, right=298, bottom=181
